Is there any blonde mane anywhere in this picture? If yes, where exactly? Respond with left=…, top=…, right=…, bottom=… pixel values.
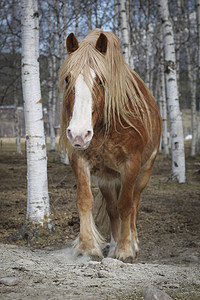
left=59, top=28, right=153, bottom=142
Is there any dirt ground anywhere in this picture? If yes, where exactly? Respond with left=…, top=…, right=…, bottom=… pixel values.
left=0, top=138, right=200, bottom=299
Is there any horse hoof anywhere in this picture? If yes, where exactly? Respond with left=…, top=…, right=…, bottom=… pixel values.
left=113, top=247, right=138, bottom=263
left=89, top=255, right=102, bottom=262
left=122, top=256, right=137, bottom=264
left=76, top=247, right=103, bottom=260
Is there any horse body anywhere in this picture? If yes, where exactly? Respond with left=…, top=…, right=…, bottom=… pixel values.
left=59, top=29, right=162, bottom=262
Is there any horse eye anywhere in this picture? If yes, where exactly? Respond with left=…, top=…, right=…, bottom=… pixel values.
left=65, top=76, right=69, bottom=84
left=99, top=79, right=104, bottom=86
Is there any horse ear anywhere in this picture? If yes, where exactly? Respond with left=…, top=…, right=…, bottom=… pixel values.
left=66, top=33, right=79, bottom=54
left=95, top=33, right=107, bottom=55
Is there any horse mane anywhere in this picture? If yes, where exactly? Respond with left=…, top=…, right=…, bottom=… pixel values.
left=59, top=28, right=153, bottom=142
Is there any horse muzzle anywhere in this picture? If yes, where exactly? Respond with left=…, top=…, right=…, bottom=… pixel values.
left=66, top=128, right=93, bottom=149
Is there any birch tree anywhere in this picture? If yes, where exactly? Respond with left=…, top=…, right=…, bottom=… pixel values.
left=74, top=0, right=79, bottom=36
left=185, top=46, right=198, bottom=157
left=145, top=0, right=150, bottom=88
left=48, top=2, right=56, bottom=152
left=197, top=0, right=200, bottom=78
left=175, top=0, right=182, bottom=92
left=20, top=0, right=53, bottom=239
left=126, top=0, right=134, bottom=69
left=11, top=0, right=22, bottom=154
left=182, top=0, right=198, bottom=157
left=160, top=29, right=169, bottom=157
left=158, top=0, right=186, bottom=183
left=197, top=0, right=200, bottom=154
left=119, top=0, right=130, bottom=65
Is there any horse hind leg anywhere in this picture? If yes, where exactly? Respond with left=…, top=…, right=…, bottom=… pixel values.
left=131, top=149, right=158, bottom=257
left=112, top=154, right=142, bottom=263
left=98, top=181, right=120, bottom=257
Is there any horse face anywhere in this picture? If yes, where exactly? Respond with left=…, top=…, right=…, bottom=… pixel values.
left=66, top=70, right=95, bottom=149
left=65, top=32, right=107, bottom=150
left=66, top=70, right=105, bottom=149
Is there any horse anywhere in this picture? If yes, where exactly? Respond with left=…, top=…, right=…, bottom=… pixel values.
left=59, top=28, right=162, bottom=263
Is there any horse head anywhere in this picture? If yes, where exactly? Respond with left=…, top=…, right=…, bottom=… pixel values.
left=64, top=33, right=107, bottom=149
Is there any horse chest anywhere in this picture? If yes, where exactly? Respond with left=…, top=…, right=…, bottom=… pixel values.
left=81, top=145, right=126, bottom=180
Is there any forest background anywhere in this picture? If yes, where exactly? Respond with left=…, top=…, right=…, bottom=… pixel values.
left=0, top=0, right=200, bottom=155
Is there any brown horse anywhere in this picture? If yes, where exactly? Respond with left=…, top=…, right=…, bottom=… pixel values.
left=59, top=28, right=162, bottom=263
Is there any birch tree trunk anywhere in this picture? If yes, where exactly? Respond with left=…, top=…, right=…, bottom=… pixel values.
left=48, top=2, right=56, bottom=152
left=184, top=3, right=198, bottom=157
left=86, top=0, right=92, bottom=30
left=197, top=0, right=200, bottom=154
left=57, top=0, right=69, bottom=165
left=126, top=0, right=134, bottom=69
left=113, top=0, right=118, bottom=34
left=197, top=0, right=200, bottom=77
left=14, top=83, right=22, bottom=154
left=20, top=0, right=53, bottom=240
left=145, top=0, right=150, bottom=88
left=62, top=0, right=67, bottom=59
left=74, top=0, right=79, bottom=36
left=48, top=55, right=56, bottom=151
left=12, top=0, right=22, bottom=154
left=158, top=0, right=186, bottom=183
left=175, top=0, right=182, bottom=92
left=119, top=0, right=130, bottom=65
left=186, top=47, right=197, bottom=158
left=160, top=30, right=169, bottom=158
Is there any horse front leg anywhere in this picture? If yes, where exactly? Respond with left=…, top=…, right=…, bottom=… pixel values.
left=71, top=154, right=103, bottom=258
left=114, top=155, right=141, bottom=263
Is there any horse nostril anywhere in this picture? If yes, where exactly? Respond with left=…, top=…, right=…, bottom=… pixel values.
left=85, top=130, right=92, bottom=139
left=67, top=128, right=73, bottom=140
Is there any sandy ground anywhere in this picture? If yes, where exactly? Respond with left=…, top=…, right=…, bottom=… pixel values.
left=0, top=140, right=200, bottom=299
left=0, top=243, right=200, bottom=299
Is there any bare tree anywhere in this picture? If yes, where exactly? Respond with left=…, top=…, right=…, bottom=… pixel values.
left=159, top=28, right=169, bottom=158
left=11, top=0, right=22, bottom=154
left=158, top=0, right=186, bottom=183
left=145, top=0, right=150, bottom=88
left=197, top=0, right=200, bottom=154
left=19, top=0, right=53, bottom=240
left=119, top=0, right=130, bottom=65
left=183, top=0, right=198, bottom=157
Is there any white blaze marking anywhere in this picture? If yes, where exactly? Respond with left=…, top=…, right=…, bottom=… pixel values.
left=68, top=70, right=95, bottom=139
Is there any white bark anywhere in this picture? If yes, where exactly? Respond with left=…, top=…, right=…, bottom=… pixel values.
left=160, top=30, right=169, bottom=158
left=197, top=0, right=200, bottom=77
left=86, top=0, right=92, bottom=30
left=48, top=55, right=56, bottom=152
left=119, top=0, right=130, bottom=65
left=74, top=0, right=79, bottom=36
left=186, top=47, right=197, bottom=157
left=184, top=4, right=198, bottom=157
left=12, top=0, right=22, bottom=154
left=176, top=0, right=182, bottom=92
left=21, top=0, right=53, bottom=229
left=126, top=0, right=134, bottom=69
left=48, top=4, right=55, bottom=152
left=14, top=86, right=22, bottom=155
left=62, top=0, right=67, bottom=59
left=159, top=0, right=186, bottom=183
left=145, top=1, right=150, bottom=88
left=197, top=0, right=200, bottom=153
left=52, top=53, right=57, bottom=149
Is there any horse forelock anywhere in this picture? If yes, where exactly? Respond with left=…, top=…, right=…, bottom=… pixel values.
left=59, top=28, right=153, bottom=143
